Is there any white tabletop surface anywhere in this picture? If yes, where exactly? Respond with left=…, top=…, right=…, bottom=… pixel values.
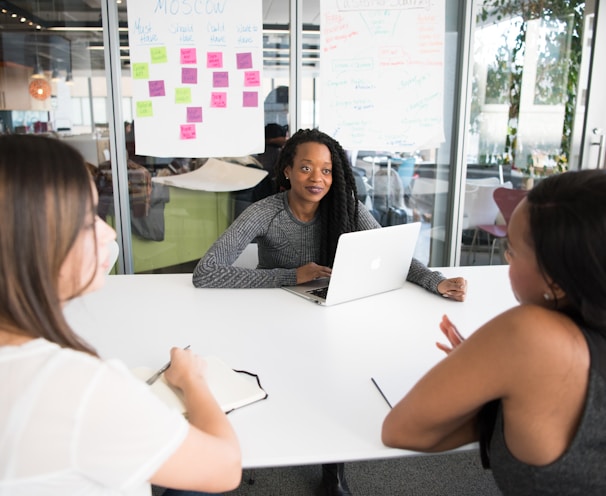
left=63, top=264, right=517, bottom=469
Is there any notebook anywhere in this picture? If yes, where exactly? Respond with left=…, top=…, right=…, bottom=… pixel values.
left=132, top=356, right=267, bottom=414
left=282, top=222, right=421, bottom=306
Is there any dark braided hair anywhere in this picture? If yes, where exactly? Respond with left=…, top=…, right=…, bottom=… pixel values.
left=275, top=129, right=359, bottom=267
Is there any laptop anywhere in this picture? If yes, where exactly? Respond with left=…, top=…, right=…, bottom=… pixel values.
left=282, top=222, right=421, bottom=306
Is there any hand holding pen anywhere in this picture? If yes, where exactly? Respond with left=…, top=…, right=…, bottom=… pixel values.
left=163, top=346, right=210, bottom=392
left=146, top=345, right=191, bottom=385
left=436, top=315, right=465, bottom=354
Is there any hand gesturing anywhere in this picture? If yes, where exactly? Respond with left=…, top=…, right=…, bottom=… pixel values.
left=436, top=314, right=465, bottom=354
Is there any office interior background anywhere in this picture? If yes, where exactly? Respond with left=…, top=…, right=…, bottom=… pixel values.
left=0, top=0, right=604, bottom=274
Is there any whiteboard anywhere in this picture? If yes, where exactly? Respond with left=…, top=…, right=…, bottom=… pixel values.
left=127, top=0, right=265, bottom=158
left=320, top=0, right=446, bottom=152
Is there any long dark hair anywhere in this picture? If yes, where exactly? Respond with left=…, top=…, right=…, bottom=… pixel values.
left=527, top=169, right=606, bottom=330
left=275, top=129, right=359, bottom=266
left=0, top=135, right=98, bottom=355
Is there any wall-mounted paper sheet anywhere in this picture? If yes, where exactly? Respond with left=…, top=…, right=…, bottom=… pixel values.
left=152, top=158, right=268, bottom=192
left=320, top=0, right=446, bottom=152
left=127, top=0, right=264, bottom=158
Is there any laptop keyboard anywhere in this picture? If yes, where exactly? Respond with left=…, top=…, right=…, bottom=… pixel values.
left=307, top=286, right=329, bottom=299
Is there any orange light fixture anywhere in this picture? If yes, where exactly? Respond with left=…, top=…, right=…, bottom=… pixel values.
left=28, top=78, right=52, bottom=100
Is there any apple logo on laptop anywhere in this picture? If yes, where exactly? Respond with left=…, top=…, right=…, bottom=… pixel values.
left=370, top=257, right=382, bottom=270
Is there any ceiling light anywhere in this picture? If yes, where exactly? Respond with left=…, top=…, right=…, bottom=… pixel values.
left=29, top=79, right=52, bottom=100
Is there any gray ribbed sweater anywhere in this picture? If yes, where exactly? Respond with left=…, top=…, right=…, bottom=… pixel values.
left=192, top=192, right=445, bottom=291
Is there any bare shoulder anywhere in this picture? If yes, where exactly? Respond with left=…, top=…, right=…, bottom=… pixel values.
left=478, top=305, right=588, bottom=373
left=494, top=305, right=582, bottom=341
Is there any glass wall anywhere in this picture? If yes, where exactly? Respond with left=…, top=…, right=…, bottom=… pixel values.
left=299, top=1, right=468, bottom=266
left=462, top=0, right=592, bottom=265
left=0, top=1, right=601, bottom=272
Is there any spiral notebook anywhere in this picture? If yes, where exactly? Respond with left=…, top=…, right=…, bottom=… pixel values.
left=132, top=356, right=267, bottom=414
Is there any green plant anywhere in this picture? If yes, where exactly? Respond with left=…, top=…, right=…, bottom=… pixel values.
left=478, top=0, right=585, bottom=170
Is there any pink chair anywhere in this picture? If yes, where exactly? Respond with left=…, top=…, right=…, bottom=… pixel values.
left=470, top=187, right=528, bottom=264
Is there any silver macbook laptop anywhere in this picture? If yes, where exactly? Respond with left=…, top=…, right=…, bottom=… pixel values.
left=282, top=222, right=421, bottom=306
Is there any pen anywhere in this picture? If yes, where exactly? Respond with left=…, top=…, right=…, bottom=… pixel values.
left=146, top=345, right=191, bottom=385
left=370, top=377, right=393, bottom=409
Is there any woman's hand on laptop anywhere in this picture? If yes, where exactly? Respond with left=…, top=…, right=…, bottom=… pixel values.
left=437, top=277, right=467, bottom=302
left=296, top=263, right=332, bottom=284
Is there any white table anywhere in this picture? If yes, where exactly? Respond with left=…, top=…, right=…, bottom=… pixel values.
left=64, top=265, right=517, bottom=469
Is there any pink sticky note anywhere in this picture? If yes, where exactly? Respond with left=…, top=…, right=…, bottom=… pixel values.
left=211, top=92, right=227, bottom=108
left=182, top=67, right=198, bottom=84
left=180, top=124, right=197, bottom=140
left=180, top=48, right=197, bottom=64
left=242, top=91, right=258, bottom=108
left=148, top=80, right=166, bottom=97
left=244, top=71, right=260, bottom=87
left=186, top=106, right=203, bottom=123
left=213, top=71, right=229, bottom=88
left=207, top=52, right=223, bottom=68
left=236, top=52, right=253, bottom=69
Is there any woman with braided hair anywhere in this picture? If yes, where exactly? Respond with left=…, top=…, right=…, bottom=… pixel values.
left=193, top=128, right=466, bottom=297
left=275, top=128, right=359, bottom=269
left=192, top=128, right=466, bottom=495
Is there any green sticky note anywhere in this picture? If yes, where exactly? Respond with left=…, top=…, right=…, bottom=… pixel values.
left=150, top=46, right=168, bottom=64
left=132, top=63, right=150, bottom=79
left=136, top=100, right=153, bottom=117
left=175, top=87, right=192, bottom=104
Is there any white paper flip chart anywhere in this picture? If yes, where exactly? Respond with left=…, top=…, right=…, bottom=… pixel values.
left=320, top=0, right=446, bottom=152
left=127, top=0, right=265, bottom=158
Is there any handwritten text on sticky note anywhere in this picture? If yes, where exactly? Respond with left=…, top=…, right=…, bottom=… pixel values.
left=175, top=87, right=192, bottom=104
left=136, top=100, right=153, bottom=117
left=182, top=67, right=198, bottom=84
left=180, top=124, right=197, bottom=140
left=150, top=46, right=168, bottom=64
left=244, top=71, right=260, bottom=87
left=211, top=92, right=227, bottom=108
left=242, top=92, right=258, bottom=108
left=213, top=72, right=229, bottom=87
left=132, top=63, right=149, bottom=80
left=148, top=80, right=166, bottom=97
left=180, top=48, right=197, bottom=64
left=186, top=106, right=203, bottom=123
left=236, top=52, right=253, bottom=69
left=207, top=52, right=223, bottom=68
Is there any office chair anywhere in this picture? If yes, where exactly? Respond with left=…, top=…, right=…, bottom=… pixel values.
left=463, top=179, right=510, bottom=263
left=470, top=187, right=527, bottom=265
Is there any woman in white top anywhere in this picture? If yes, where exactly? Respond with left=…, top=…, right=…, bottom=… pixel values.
left=0, top=135, right=241, bottom=496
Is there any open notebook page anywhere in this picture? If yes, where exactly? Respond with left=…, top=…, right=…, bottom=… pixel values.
left=132, top=356, right=267, bottom=414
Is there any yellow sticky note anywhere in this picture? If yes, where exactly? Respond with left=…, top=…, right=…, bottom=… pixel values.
left=150, top=46, right=168, bottom=64
left=132, top=63, right=150, bottom=80
left=175, top=87, right=192, bottom=104
left=136, top=100, right=153, bottom=117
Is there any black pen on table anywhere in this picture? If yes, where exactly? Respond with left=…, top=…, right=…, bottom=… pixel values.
left=371, top=377, right=393, bottom=409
